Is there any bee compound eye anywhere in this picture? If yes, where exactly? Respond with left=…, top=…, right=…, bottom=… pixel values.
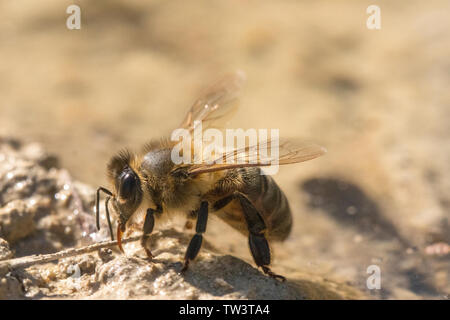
left=119, top=170, right=137, bottom=199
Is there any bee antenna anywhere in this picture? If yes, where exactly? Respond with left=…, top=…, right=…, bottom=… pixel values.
left=105, top=196, right=114, bottom=241
left=96, top=187, right=113, bottom=231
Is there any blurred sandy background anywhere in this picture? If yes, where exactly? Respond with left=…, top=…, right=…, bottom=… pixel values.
left=0, top=0, right=449, bottom=299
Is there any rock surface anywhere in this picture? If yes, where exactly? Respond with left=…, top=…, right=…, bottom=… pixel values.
left=0, top=238, right=13, bottom=261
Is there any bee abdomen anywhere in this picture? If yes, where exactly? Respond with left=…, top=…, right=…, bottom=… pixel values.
left=212, top=168, right=293, bottom=242
left=240, top=168, right=292, bottom=242
left=257, top=174, right=292, bottom=241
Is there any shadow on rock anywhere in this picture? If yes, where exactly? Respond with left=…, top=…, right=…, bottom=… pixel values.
left=301, top=177, right=407, bottom=245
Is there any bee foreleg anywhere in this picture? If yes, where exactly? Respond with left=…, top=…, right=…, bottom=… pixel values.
left=141, top=208, right=155, bottom=260
left=234, top=192, right=286, bottom=282
left=181, top=201, right=208, bottom=273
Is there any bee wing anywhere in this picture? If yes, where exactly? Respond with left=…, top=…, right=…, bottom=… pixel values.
left=178, top=71, right=246, bottom=134
left=187, top=139, right=327, bottom=175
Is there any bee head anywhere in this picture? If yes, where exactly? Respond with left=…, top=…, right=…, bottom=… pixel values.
left=107, top=149, right=143, bottom=229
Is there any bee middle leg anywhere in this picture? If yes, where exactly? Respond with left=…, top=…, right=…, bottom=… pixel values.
left=141, top=208, right=155, bottom=260
left=181, top=201, right=208, bottom=273
left=232, top=192, right=286, bottom=282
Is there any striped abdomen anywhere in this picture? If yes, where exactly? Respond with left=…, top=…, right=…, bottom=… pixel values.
left=211, top=167, right=293, bottom=241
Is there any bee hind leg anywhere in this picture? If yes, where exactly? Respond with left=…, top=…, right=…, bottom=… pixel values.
left=234, top=192, right=286, bottom=282
left=141, top=208, right=155, bottom=260
left=250, top=235, right=286, bottom=281
left=181, top=201, right=208, bottom=273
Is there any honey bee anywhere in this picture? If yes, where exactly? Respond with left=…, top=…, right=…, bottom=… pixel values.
left=96, top=72, right=326, bottom=281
